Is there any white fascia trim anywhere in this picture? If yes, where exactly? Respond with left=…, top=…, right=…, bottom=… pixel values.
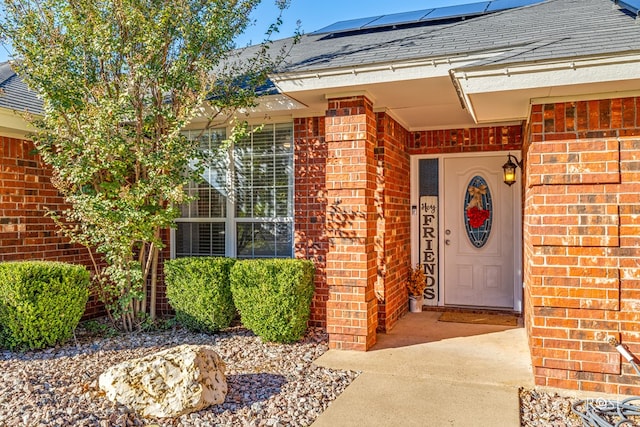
left=449, top=69, right=479, bottom=124
left=453, top=53, right=640, bottom=93
left=0, top=107, right=37, bottom=138
left=452, top=53, right=640, bottom=124
left=271, top=51, right=507, bottom=93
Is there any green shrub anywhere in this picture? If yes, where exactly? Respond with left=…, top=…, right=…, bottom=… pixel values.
left=230, top=258, right=315, bottom=343
left=0, top=261, right=90, bottom=350
left=164, top=257, right=237, bottom=333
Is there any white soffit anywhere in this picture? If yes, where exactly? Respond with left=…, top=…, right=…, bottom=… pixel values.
left=452, top=53, right=640, bottom=122
left=268, top=54, right=506, bottom=130
left=0, top=107, right=35, bottom=138
left=241, top=94, right=307, bottom=114
left=191, top=94, right=307, bottom=127
left=277, top=75, right=479, bottom=131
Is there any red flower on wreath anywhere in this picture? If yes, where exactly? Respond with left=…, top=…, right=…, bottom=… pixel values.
left=466, top=206, right=490, bottom=228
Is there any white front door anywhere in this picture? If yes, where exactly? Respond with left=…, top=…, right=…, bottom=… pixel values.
left=443, top=155, right=518, bottom=308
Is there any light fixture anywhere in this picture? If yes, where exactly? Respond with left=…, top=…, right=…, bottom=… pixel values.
left=502, top=154, right=522, bottom=186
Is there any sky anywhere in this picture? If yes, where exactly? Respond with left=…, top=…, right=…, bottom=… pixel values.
left=0, top=0, right=471, bottom=62
left=236, top=0, right=473, bottom=46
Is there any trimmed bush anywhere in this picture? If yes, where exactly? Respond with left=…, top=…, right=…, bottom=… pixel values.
left=164, top=257, right=237, bottom=333
left=230, top=258, right=315, bottom=343
left=0, top=261, right=90, bottom=350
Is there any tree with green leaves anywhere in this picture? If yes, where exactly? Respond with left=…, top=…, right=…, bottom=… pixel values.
left=0, top=0, right=295, bottom=331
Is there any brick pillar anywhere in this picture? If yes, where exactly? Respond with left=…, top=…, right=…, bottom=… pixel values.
left=325, top=96, right=378, bottom=350
left=374, top=112, right=411, bottom=332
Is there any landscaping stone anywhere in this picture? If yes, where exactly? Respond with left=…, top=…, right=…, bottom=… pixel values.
left=0, top=325, right=359, bottom=426
left=98, top=344, right=227, bottom=418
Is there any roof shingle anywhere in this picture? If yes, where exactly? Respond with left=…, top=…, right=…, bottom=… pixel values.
left=0, top=62, right=43, bottom=115
left=259, top=0, right=640, bottom=73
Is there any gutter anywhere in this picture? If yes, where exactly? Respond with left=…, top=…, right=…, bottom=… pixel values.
left=270, top=49, right=514, bottom=92
left=451, top=51, right=640, bottom=79
left=449, top=52, right=640, bottom=122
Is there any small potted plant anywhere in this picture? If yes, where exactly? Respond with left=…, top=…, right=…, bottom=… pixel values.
left=406, top=263, right=427, bottom=313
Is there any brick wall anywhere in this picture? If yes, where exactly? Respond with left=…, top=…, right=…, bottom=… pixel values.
left=0, top=136, right=104, bottom=318
left=525, top=98, right=640, bottom=394
left=291, top=116, right=525, bottom=342
left=1, top=122, right=527, bottom=341
left=409, top=125, right=523, bottom=155
left=375, top=112, right=411, bottom=332
left=324, top=96, right=379, bottom=350
left=0, top=137, right=86, bottom=263
left=294, top=117, right=329, bottom=327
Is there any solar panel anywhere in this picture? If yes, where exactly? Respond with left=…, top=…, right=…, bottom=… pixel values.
left=421, top=1, right=490, bottom=20
left=486, top=0, right=544, bottom=12
left=313, top=16, right=383, bottom=34
left=617, top=0, right=640, bottom=15
left=313, top=0, right=546, bottom=35
left=361, top=9, right=434, bottom=29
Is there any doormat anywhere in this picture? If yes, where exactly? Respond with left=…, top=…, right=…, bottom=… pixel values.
left=438, top=311, right=518, bottom=326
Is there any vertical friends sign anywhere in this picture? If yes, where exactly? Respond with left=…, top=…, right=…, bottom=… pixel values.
left=420, top=196, right=439, bottom=305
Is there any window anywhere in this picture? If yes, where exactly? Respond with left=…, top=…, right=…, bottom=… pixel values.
left=174, top=123, right=294, bottom=258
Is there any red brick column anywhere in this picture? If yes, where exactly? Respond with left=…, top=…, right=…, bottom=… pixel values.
left=374, top=112, right=411, bottom=332
left=324, top=96, right=378, bottom=350
left=525, top=98, right=640, bottom=394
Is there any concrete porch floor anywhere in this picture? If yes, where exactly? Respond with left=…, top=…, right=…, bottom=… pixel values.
left=312, top=310, right=534, bottom=426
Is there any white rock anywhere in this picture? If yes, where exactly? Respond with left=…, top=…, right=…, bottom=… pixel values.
left=98, top=344, right=227, bottom=418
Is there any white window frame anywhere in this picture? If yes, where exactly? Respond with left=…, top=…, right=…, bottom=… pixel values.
left=170, top=122, right=295, bottom=259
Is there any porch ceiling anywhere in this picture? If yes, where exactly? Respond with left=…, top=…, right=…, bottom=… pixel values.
left=465, top=78, right=640, bottom=124
left=270, top=59, right=640, bottom=131
left=283, top=76, right=479, bottom=131
left=237, top=52, right=640, bottom=131
left=454, top=53, right=640, bottom=124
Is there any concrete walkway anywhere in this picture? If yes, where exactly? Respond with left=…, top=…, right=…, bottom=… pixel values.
left=312, top=311, right=534, bottom=426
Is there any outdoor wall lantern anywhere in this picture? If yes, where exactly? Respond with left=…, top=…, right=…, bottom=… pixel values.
left=502, top=154, right=522, bottom=186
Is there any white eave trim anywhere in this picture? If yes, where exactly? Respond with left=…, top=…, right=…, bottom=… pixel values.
left=188, top=94, right=307, bottom=127
left=0, top=107, right=36, bottom=138
left=270, top=51, right=508, bottom=93
left=451, top=52, right=640, bottom=123
left=452, top=53, right=640, bottom=93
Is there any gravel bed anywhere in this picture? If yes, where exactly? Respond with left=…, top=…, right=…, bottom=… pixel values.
left=0, top=324, right=359, bottom=427
left=520, top=389, right=582, bottom=426
left=520, top=388, right=640, bottom=427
